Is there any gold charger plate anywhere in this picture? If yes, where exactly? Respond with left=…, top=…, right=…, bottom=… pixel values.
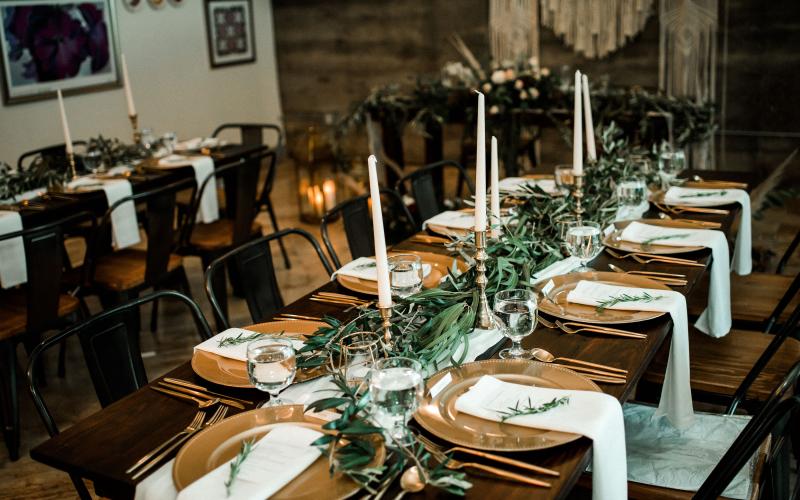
left=173, top=405, right=386, bottom=499
left=336, top=251, right=469, bottom=296
left=414, top=359, right=600, bottom=452
left=653, top=190, right=737, bottom=208
left=191, top=320, right=326, bottom=388
left=533, top=271, right=671, bottom=324
left=603, top=220, right=705, bottom=255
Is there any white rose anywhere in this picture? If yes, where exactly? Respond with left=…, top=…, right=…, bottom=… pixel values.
left=490, top=70, right=506, bottom=84
left=540, top=67, right=550, bottom=77
left=489, top=105, right=500, bottom=115
left=505, top=68, right=516, bottom=80
left=514, top=79, right=524, bottom=90
left=519, top=90, right=528, bottom=100
left=482, top=82, right=492, bottom=93
left=529, top=87, right=540, bottom=99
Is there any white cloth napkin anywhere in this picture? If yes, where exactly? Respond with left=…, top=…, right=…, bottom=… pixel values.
left=567, top=280, right=694, bottom=429
left=530, top=256, right=582, bottom=282
left=174, top=137, right=226, bottom=152
left=331, top=256, right=431, bottom=282
left=423, top=210, right=511, bottom=231
left=0, top=211, right=27, bottom=288
left=68, top=176, right=140, bottom=249
left=619, top=221, right=731, bottom=337
left=664, top=187, right=751, bottom=275
left=158, top=155, right=219, bottom=224
left=455, top=375, right=627, bottom=500
left=498, top=177, right=558, bottom=195
left=176, top=424, right=323, bottom=500
left=195, top=328, right=305, bottom=362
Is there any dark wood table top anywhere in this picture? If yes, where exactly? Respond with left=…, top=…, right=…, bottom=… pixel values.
left=30, top=172, right=749, bottom=499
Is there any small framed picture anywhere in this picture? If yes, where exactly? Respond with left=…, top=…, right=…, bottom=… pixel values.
left=0, top=0, right=121, bottom=104
left=204, top=0, right=255, bottom=69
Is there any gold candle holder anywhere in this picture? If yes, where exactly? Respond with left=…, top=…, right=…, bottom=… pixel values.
left=473, top=230, right=494, bottom=329
left=573, top=171, right=585, bottom=223
left=129, top=114, right=141, bottom=144
left=66, top=151, right=78, bottom=181
left=377, top=303, right=393, bottom=351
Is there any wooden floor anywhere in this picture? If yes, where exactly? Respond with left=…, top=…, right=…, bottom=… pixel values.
left=0, top=161, right=798, bottom=499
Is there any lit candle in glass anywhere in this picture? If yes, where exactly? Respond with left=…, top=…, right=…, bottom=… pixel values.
left=322, top=179, right=336, bottom=211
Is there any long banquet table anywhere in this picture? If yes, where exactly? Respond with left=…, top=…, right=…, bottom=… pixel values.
left=30, top=172, right=750, bottom=499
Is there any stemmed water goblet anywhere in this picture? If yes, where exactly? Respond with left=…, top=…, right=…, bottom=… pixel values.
left=331, top=331, right=381, bottom=392
left=247, top=337, right=296, bottom=407
left=493, top=289, right=538, bottom=360
left=565, top=220, right=603, bottom=272
left=657, top=148, right=686, bottom=190
left=368, top=357, right=424, bottom=444
left=389, top=254, right=424, bottom=298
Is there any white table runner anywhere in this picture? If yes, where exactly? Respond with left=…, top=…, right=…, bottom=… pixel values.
left=67, top=177, right=140, bottom=249
left=158, top=155, right=219, bottom=224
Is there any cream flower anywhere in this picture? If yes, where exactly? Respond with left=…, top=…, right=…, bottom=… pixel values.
left=489, top=105, right=500, bottom=115
left=505, top=68, right=516, bottom=80
left=519, top=90, right=529, bottom=100
left=540, top=67, right=551, bottom=77
left=490, top=70, right=507, bottom=84
left=482, top=82, right=492, bottom=93
left=529, top=87, right=540, bottom=99
left=514, top=79, right=524, bottom=90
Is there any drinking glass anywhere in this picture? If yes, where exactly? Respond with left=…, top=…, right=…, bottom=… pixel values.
left=565, top=221, right=603, bottom=271
left=554, top=164, right=575, bottom=195
left=140, top=128, right=157, bottom=151
left=493, top=289, right=537, bottom=359
left=657, top=149, right=686, bottom=190
left=389, top=254, right=423, bottom=298
left=333, top=331, right=381, bottom=391
left=247, top=338, right=296, bottom=407
left=368, top=357, right=424, bottom=443
left=629, top=154, right=653, bottom=177
left=162, top=132, right=178, bottom=154
left=554, top=213, right=578, bottom=255
left=82, top=148, right=103, bottom=174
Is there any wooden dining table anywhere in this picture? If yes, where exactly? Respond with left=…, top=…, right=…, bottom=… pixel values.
left=29, top=172, right=751, bottom=499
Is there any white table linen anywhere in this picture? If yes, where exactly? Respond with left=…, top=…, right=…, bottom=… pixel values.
left=455, top=375, right=627, bottom=500
left=174, top=137, right=226, bottom=152
left=195, top=328, right=305, bottom=363
left=567, top=280, right=694, bottom=429
left=67, top=177, right=140, bottom=249
left=0, top=211, right=27, bottom=288
left=498, top=177, right=558, bottom=195
left=158, top=155, right=219, bottom=224
left=664, top=186, right=751, bottom=275
left=331, top=256, right=430, bottom=282
left=530, top=256, right=582, bottom=282
left=619, top=221, right=731, bottom=337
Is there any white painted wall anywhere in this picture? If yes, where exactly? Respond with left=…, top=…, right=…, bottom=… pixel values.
left=0, top=1, right=282, bottom=163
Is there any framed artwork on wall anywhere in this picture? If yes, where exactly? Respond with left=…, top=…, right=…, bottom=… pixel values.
left=0, top=0, right=121, bottom=105
left=204, top=0, right=255, bottom=69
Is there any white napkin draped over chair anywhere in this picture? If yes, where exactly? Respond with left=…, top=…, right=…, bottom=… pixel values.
left=619, top=221, right=732, bottom=337
left=67, top=177, right=140, bottom=249
left=0, top=211, right=27, bottom=288
left=455, top=375, right=628, bottom=500
left=331, top=256, right=431, bottom=282
left=567, top=280, right=694, bottom=429
left=158, top=155, right=219, bottom=224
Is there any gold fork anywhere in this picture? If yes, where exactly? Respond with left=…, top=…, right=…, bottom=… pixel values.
left=606, top=248, right=705, bottom=267
left=555, top=320, right=647, bottom=339
left=126, top=411, right=205, bottom=474
left=654, top=202, right=729, bottom=215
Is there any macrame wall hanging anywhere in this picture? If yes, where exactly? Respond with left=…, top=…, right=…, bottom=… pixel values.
left=489, top=0, right=539, bottom=63
left=539, top=0, right=655, bottom=59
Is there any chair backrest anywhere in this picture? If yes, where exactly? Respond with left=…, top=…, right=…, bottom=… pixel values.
left=87, top=179, right=193, bottom=288
left=775, top=229, right=800, bottom=275
left=204, top=228, right=333, bottom=330
left=0, top=211, right=95, bottom=335
left=17, top=141, right=88, bottom=171
left=762, top=271, right=800, bottom=336
left=695, top=362, right=800, bottom=500
left=26, top=290, right=212, bottom=437
left=320, top=189, right=417, bottom=268
left=211, top=123, right=284, bottom=152
left=394, top=160, right=474, bottom=223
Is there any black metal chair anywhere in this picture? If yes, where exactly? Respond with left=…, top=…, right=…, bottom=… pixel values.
left=211, top=123, right=289, bottom=268
left=204, top=228, right=333, bottom=330
left=17, top=141, right=88, bottom=171
left=0, top=211, right=95, bottom=461
left=394, top=160, right=474, bottom=224
left=26, top=290, right=211, bottom=499
left=320, top=189, right=417, bottom=269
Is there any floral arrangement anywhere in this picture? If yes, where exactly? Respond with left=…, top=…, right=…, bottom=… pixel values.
left=0, top=160, right=63, bottom=201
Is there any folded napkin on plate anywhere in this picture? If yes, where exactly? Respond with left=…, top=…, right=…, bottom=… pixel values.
left=619, top=221, right=731, bottom=337
left=158, top=155, right=219, bottom=223
left=664, top=186, right=751, bottom=275
left=0, top=211, right=27, bottom=288
left=331, top=256, right=431, bottom=281
left=455, top=375, right=627, bottom=500
left=530, top=256, right=582, bottom=282
left=423, top=210, right=511, bottom=231
left=194, top=328, right=305, bottom=362
left=174, top=137, right=225, bottom=152
left=67, top=177, right=140, bottom=249
left=498, top=177, right=558, bottom=195
left=176, top=424, right=323, bottom=500
left=567, top=280, right=693, bottom=429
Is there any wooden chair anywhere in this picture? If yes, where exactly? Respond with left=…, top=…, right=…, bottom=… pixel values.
left=0, top=211, right=94, bottom=460
left=687, top=230, right=800, bottom=331
left=17, top=141, right=87, bottom=171
left=204, top=228, right=333, bottom=330
left=320, top=189, right=417, bottom=269
left=26, top=290, right=212, bottom=499
left=394, top=160, right=474, bottom=224
left=82, top=179, right=194, bottom=333
left=211, top=123, right=289, bottom=268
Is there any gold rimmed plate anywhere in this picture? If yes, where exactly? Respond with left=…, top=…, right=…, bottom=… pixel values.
left=603, top=220, right=705, bottom=255
left=191, top=320, right=326, bottom=388
left=173, top=405, right=386, bottom=499
left=336, top=251, right=469, bottom=296
left=653, top=190, right=738, bottom=208
left=414, top=359, right=600, bottom=452
left=533, top=271, right=671, bottom=324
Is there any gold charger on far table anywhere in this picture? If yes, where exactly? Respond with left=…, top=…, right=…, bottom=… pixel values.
left=336, top=251, right=469, bottom=296
left=173, top=405, right=386, bottom=499
left=533, top=271, right=671, bottom=324
left=603, top=219, right=705, bottom=255
left=414, top=359, right=600, bottom=452
left=191, top=320, right=326, bottom=388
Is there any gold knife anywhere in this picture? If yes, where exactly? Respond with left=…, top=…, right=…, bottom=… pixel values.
left=162, top=378, right=253, bottom=405
left=157, top=382, right=245, bottom=409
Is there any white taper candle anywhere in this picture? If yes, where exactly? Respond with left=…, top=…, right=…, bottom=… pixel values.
left=56, top=90, right=73, bottom=155
left=474, top=91, right=487, bottom=231
left=490, top=136, right=500, bottom=238
left=121, top=54, right=136, bottom=117
left=581, top=73, right=596, bottom=162
left=367, top=155, right=392, bottom=307
left=573, top=71, right=583, bottom=175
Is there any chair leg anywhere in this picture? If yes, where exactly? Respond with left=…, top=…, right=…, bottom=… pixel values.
left=204, top=254, right=229, bottom=331
left=265, top=201, right=291, bottom=269
left=0, top=341, right=20, bottom=461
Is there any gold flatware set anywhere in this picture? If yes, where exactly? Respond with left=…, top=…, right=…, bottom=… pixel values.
left=606, top=247, right=705, bottom=267
left=607, top=263, right=688, bottom=286
left=654, top=202, right=730, bottom=216
left=538, top=315, right=647, bottom=340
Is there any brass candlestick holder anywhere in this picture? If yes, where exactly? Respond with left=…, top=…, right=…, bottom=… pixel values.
left=377, top=303, right=394, bottom=351
left=573, top=171, right=585, bottom=223
left=473, top=230, right=494, bottom=329
left=129, top=114, right=141, bottom=144
left=66, top=152, right=78, bottom=181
